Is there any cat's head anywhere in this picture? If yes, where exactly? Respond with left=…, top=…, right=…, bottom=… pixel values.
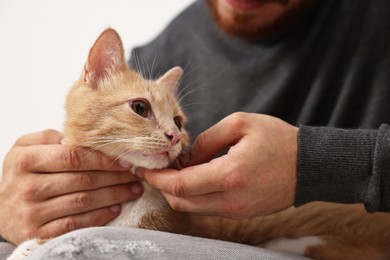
left=64, top=28, right=189, bottom=169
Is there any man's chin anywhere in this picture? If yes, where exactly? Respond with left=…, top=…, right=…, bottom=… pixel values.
left=205, top=0, right=320, bottom=40
left=206, top=0, right=283, bottom=40
left=215, top=16, right=275, bottom=40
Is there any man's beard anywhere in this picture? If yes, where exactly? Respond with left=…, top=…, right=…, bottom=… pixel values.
left=205, top=0, right=319, bottom=40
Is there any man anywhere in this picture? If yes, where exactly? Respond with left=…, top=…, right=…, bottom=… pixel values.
left=1, top=0, right=389, bottom=258
left=133, top=0, right=390, bottom=217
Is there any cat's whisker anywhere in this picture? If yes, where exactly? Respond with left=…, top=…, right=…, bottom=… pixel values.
left=180, top=101, right=212, bottom=111
left=140, top=53, right=152, bottom=80
left=174, top=60, right=200, bottom=97
left=181, top=61, right=200, bottom=84
left=136, top=52, right=150, bottom=79
left=62, top=143, right=112, bottom=162
left=175, top=66, right=200, bottom=93
left=94, top=136, right=152, bottom=142
left=106, top=155, right=123, bottom=169
left=177, top=87, right=205, bottom=107
left=132, top=49, right=142, bottom=74
left=150, top=55, right=157, bottom=79
left=93, top=137, right=167, bottom=148
left=79, top=143, right=118, bottom=161
left=176, top=84, right=196, bottom=104
left=77, top=147, right=107, bottom=163
left=74, top=138, right=137, bottom=158
left=131, top=49, right=139, bottom=72
left=89, top=137, right=173, bottom=152
left=94, top=136, right=136, bottom=141
left=176, top=78, right=200, bottom=100
left=112, top=151, right=130, bottom=165
left=182, top=56, right=194, bottom=74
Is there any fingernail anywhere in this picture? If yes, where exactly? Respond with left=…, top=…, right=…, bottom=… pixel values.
left=119, top=159, right=132, bottom=169
left=110, top=205, right=121, bottom=213
left=130, top=182, right=143, bottom=195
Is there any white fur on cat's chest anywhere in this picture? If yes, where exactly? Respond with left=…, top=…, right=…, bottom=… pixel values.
left=107, top=182, right=166, bottom=227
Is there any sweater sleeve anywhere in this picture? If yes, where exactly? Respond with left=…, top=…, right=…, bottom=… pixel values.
left=295, top=124, right=390, bottom=212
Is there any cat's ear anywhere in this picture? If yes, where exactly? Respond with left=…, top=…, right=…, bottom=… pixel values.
left=156, top=67, right=183, bottom=93
left=83, top=28, right=126, bottom=89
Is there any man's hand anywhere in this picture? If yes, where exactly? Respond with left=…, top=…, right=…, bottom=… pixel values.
left=0, top=130, right=143, bottom=244
left=138, top=113, right=298, bottom=220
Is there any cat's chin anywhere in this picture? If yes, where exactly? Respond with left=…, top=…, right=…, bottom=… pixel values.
left=118, top=152, right=175, bottom=170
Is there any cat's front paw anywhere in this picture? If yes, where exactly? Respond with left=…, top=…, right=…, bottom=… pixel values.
left=7, top=239, right=41, bottom=260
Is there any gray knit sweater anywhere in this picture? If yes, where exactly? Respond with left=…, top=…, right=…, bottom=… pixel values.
left=128, top=0, right=390, bottom=212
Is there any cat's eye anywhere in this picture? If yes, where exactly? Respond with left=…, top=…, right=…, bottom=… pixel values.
left=174, top=116, right=182, bottom=130
left=130, top=99, right=150, bottom=118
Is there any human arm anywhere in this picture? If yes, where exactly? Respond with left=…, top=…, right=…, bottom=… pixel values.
left=296, top=124, right=390, bottom=212
left=0, top=130, right=143, bottom=244
left=138, top=113, right=390, bottom=219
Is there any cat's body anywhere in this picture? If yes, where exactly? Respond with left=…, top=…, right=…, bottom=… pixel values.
left=191, top=203, right=390, bottom=259
left=8, top=29, right=390, bottom=260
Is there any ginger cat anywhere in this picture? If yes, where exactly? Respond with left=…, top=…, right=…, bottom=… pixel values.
left=8, top=29, right=390, bottom=260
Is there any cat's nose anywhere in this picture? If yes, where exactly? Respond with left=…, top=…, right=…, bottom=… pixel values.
left=165, top=131, right=181, bottom=146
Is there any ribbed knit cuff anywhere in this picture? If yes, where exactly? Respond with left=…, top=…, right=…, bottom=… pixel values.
left=295, top=126, right=377, bottom=207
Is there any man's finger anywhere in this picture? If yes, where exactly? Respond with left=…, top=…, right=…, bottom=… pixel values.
left=37, top=206, right=123, bottom=240
left=186, top=114, right=244, bottom=167
left=14, top=129, right=63, bottom=147
left=32, top=171, right=140, bottom=198
left=39, top=183, right=143, bottom=221
left=138, top=156, right=234, bottom=197
left=162, top=190, right=237, bottom=217
left=15, top=145, right=128, bottom=172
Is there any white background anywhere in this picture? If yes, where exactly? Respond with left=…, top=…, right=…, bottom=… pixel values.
left=0, top=0, right=195, bottom=170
